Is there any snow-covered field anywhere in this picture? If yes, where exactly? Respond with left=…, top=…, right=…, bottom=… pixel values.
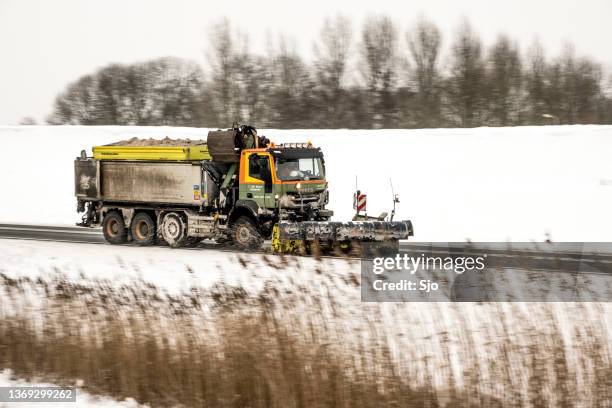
left=1, top=125, right=611, bottom=241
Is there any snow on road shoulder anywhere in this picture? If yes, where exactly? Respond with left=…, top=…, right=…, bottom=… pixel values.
left=0, top=370, right=145, bottom=407
left=0, top=238, right=358, bottom=294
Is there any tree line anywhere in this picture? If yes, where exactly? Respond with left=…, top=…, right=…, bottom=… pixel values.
left=48, top=16, right=612, bottom=128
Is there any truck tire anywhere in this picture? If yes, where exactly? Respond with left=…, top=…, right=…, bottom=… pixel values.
left=102, top=211, right=127, bottom=244
left=160, top=212, right=187, bottom=248
left=232, top=216, right=263, bottom=250
left=131, top=212, right=157, bottom=246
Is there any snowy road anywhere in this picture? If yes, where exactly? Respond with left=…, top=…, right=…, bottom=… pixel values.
left=0, top=223, right=104, bottom=244
left=1, top=224, right=612, bottom=276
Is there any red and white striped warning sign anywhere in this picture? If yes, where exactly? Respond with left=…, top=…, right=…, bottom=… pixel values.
left=356, top=193, right=367, bottom=212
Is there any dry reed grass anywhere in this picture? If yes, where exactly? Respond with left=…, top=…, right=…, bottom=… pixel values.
left=0, top=257, right=611, bottom=407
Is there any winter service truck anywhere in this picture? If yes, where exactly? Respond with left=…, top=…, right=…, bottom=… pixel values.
left=74, top=125, right=413, bottom=254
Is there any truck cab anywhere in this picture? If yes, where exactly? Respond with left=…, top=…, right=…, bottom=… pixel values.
left=237, top=144, right=332, bottom=222
left=224, top=143, right=333, bottom=247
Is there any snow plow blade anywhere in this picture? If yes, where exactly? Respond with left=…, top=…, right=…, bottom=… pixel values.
left=272, top=220, right=413, bottom=256
left=278, top=220, right=414, bottom=242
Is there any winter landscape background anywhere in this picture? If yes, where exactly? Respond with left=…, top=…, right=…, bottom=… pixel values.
left=2, top=2, right=612, bottom=406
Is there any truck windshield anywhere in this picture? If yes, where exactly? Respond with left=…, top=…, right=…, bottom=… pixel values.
left=276, top=157, right=324, bottom=181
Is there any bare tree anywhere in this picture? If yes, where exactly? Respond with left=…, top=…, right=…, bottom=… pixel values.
left=360, top=15, right=399, bottom=128
left=601, top=75, right=612, bottom=124
left=208, top=18, right=239, bottom=126
left=148, top=58, right=207, bottom=126
left=406, top=17, right=442, bottom=127
left=207, top=21, right=274, bottom=126
left=312, top=15, right=352, bottom=127
left=47, top=14, right=612, bottom=129
left=555, top=44, right=579, bottom=124
left=524, top=42, right=603, bottom=125
left=47, top=74, right=99, bottom=125
left=48, top=58, right=205, bottom=126
left=268, top=36, right=314, bottom=128
left=487, top=35, right=522, bottom=126
left=525, top=39, right=548, bottom=123
left=555, top=45, right=603, bottom=124
left=445, top=19, right=486, bottom=127
left=574, top=57, right=603, bottom=123
left=235, top=53, right=272, bottom=126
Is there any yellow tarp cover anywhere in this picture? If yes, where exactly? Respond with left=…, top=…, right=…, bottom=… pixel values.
left=92, top=145, right=211, bottom=161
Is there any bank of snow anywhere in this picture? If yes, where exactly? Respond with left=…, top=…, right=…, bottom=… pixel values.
left=0, top=238, right=354, bottom=293
left=1, top=125, right=611, bottom=241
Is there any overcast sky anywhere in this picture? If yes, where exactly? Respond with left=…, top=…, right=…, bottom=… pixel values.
left=1, top=0, right=611, bottom=125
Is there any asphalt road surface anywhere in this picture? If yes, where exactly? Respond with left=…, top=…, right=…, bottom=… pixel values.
left=0, top=223, right=105, bottom=244
left=1, top=223, right=611, bottom=274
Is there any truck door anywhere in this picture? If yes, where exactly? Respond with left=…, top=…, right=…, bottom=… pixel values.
left=240, top=152, right=275, bottom=209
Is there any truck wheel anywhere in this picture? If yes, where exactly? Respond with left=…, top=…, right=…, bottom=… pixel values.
left=232, top=216, right=263, bottom=250
left=131, top=212, right=157, bottom=246
left=102, top=211, right=127, bottom=244
left=160, top=212, right=187, bottom=248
